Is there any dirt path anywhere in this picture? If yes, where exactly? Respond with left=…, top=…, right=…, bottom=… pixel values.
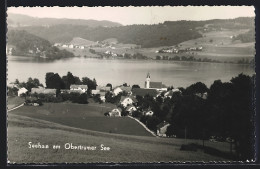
left=7, top=103, right=24, bottom=112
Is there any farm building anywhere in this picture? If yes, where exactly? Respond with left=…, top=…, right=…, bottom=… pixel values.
left=156, top=121, right=170, bottom=137
left=18, top=87, right=28, bottom=96
left=96, top=86, right=111, bottom=92
left=60, top=89, right=84, bottom=94
left=113, top=86, right=132, bottom=96
left=70, top=84, right=88, bottom=93
left=31, top=88, right=57, bottom=97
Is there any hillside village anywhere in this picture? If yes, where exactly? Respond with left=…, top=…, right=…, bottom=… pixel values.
left=9, top=72, right=198, bottom=137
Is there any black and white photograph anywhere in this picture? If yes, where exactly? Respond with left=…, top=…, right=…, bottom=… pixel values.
left=6, top=6, right=256, bottom=163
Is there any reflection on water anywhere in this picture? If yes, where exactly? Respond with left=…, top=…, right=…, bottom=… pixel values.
left=7, top=56, right=255, bottom=88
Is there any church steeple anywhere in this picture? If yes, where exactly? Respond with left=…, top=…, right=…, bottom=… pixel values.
left=145, top=72, right=151, bottom=88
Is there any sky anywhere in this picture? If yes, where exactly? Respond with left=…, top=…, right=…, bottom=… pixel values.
left=7, top=6, right=255, bottom=25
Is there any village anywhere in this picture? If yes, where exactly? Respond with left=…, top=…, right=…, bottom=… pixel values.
left=8, top=72, right=208, bottom=138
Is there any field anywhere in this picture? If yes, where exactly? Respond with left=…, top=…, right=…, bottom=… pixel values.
left=9, top=103, right=151, bottom=136
left=64, top=29, right=255, bottom=63
left=7, top=112, right=233, bottom=163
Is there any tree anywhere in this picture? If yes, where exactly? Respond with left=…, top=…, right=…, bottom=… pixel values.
left=82, top=77, right=97, bottom=91
left=45, top=72, right=64, bottom=90
left=132, top=84, right=140, bottom=89
left=62, top=72, right=77, bottom=89
left=184, top=82, right=208, bottom=95
left=106, top=83, right=112, bottom=90
left=26, top=78, right=43, bottom=92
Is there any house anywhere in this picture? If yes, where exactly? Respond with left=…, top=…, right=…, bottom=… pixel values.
left=70, top=84, right=88, bottom=93
left=60, top=89, right=84, bottom=94
left=156, top=121, right=170, bottom=137
left=120, top=86, right=132, bottom=94
left=132, top=88, right=158, bottom=98
left=164, top=89, right=181, bottom=98
left=18, top=87, right=28, bottom=96
left=109, top=108, right=122, bottom=117
left=120, top=96, right=137, bottom=107
left=144, top=110, right=154, bottom=116
left=195, top=92, right=208, bottom=100
left=113, top=87, right=123, bottom=96
left=99, top=91, right=106, bottom=102
left=126, top=105, right=137, bottom=115
left=91, top=89, right=100, bottom=95
left=145, top=73, right=167, bottom=91
left=96, top=86, right=111, bottom=92
left=31, top=88, right=57, bottom=97
left=69, top=44, right=74, bottom=48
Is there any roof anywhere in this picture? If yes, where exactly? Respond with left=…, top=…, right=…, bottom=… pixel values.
left=70, top=84, right=88, bottom=89
left=119, top=86, right=132, bottom=93
left=99, top=91, right=106, bottom=96
left=150, top=82, right=163, bottom=88
left=31, top=88, right=56, bottom=95
left=120, top=96, right=137, bottom=103
left=132, top=88, right=158, bottom=97
left=18, top=87, right=28, bottom=91
left=96, top=86, right=111, bottom=91
left=156, top=121, right=170, bottom=129
left=126, top=105, right=136, bottom=111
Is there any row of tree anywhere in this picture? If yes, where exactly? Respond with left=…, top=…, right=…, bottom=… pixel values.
left=45, top=72, right=97, bottom=93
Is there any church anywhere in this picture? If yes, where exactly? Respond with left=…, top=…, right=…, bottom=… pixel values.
left=144, top=73, right=167, bottom=91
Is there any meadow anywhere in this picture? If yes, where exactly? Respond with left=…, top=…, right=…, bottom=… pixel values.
left=7, top=112, right=233, bottom=163
left=9, top=102, right=151, bottom=136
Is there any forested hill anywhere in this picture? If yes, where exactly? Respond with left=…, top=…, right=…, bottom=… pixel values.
left=13, top=23, right=202, bottom=48
left=12, top=17, right=254, bottom=48
left=7, top=30, right=75, bottom=59
left=7, top=13, right=122, bottom=28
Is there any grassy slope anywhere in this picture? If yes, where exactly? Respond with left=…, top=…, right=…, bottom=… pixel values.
left=9, top=103, right=151, bottom=136
left=7, top=96, right=24, bottom=109
left=8, top=113, right=230, bottom=163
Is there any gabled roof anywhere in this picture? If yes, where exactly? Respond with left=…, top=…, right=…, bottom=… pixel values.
left=31, top=88, right=56, bottom=95
left=120, top=96, right=137, bottom=103
left=156, top=121, right=170, bottom=129
left=150, top=82, right=163, bottom=88
left=70, top=84, right=88, bottom=89
left=132, top=88, right=158, bottom=97
left=119, top=86, right=132, bottom=92
left=96, top=86, right=111, bottom=91
left=126, top=105, right=136, bottom=111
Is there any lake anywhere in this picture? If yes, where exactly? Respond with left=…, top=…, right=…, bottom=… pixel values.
left=7, top=56, right=255, bottom=88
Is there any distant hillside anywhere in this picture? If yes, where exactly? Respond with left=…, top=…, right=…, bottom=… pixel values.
left=10, top=17, right=254, bottom=48
left=7, top=30, right=75, bottom=59
left=69, top=37, right=96, bottom=46
left=7, top=13, right=122, bottom=28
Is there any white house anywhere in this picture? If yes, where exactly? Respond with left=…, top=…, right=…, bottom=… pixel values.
left=70, top=84, right=88, bottom=93
left=113, top=87, right=123, bottom=96
left=120, top=96, right=137, bottom=107
left=126, top=105, right=137, bottom=115
left=144, top=110, right=154, bottom=116
left=69, top=44, right=74, bottom=48
left=109, top=108, right=122, bottom=117
left=156, top=121, right=170, bottom=137
left=18, top=87, right=28, bottom=96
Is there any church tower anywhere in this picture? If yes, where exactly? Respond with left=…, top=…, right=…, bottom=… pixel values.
left=145, top=72, right=151, bottom=88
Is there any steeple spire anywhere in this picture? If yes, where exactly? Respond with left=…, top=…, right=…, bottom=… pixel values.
left=147, top=72, right=150, bottom=78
